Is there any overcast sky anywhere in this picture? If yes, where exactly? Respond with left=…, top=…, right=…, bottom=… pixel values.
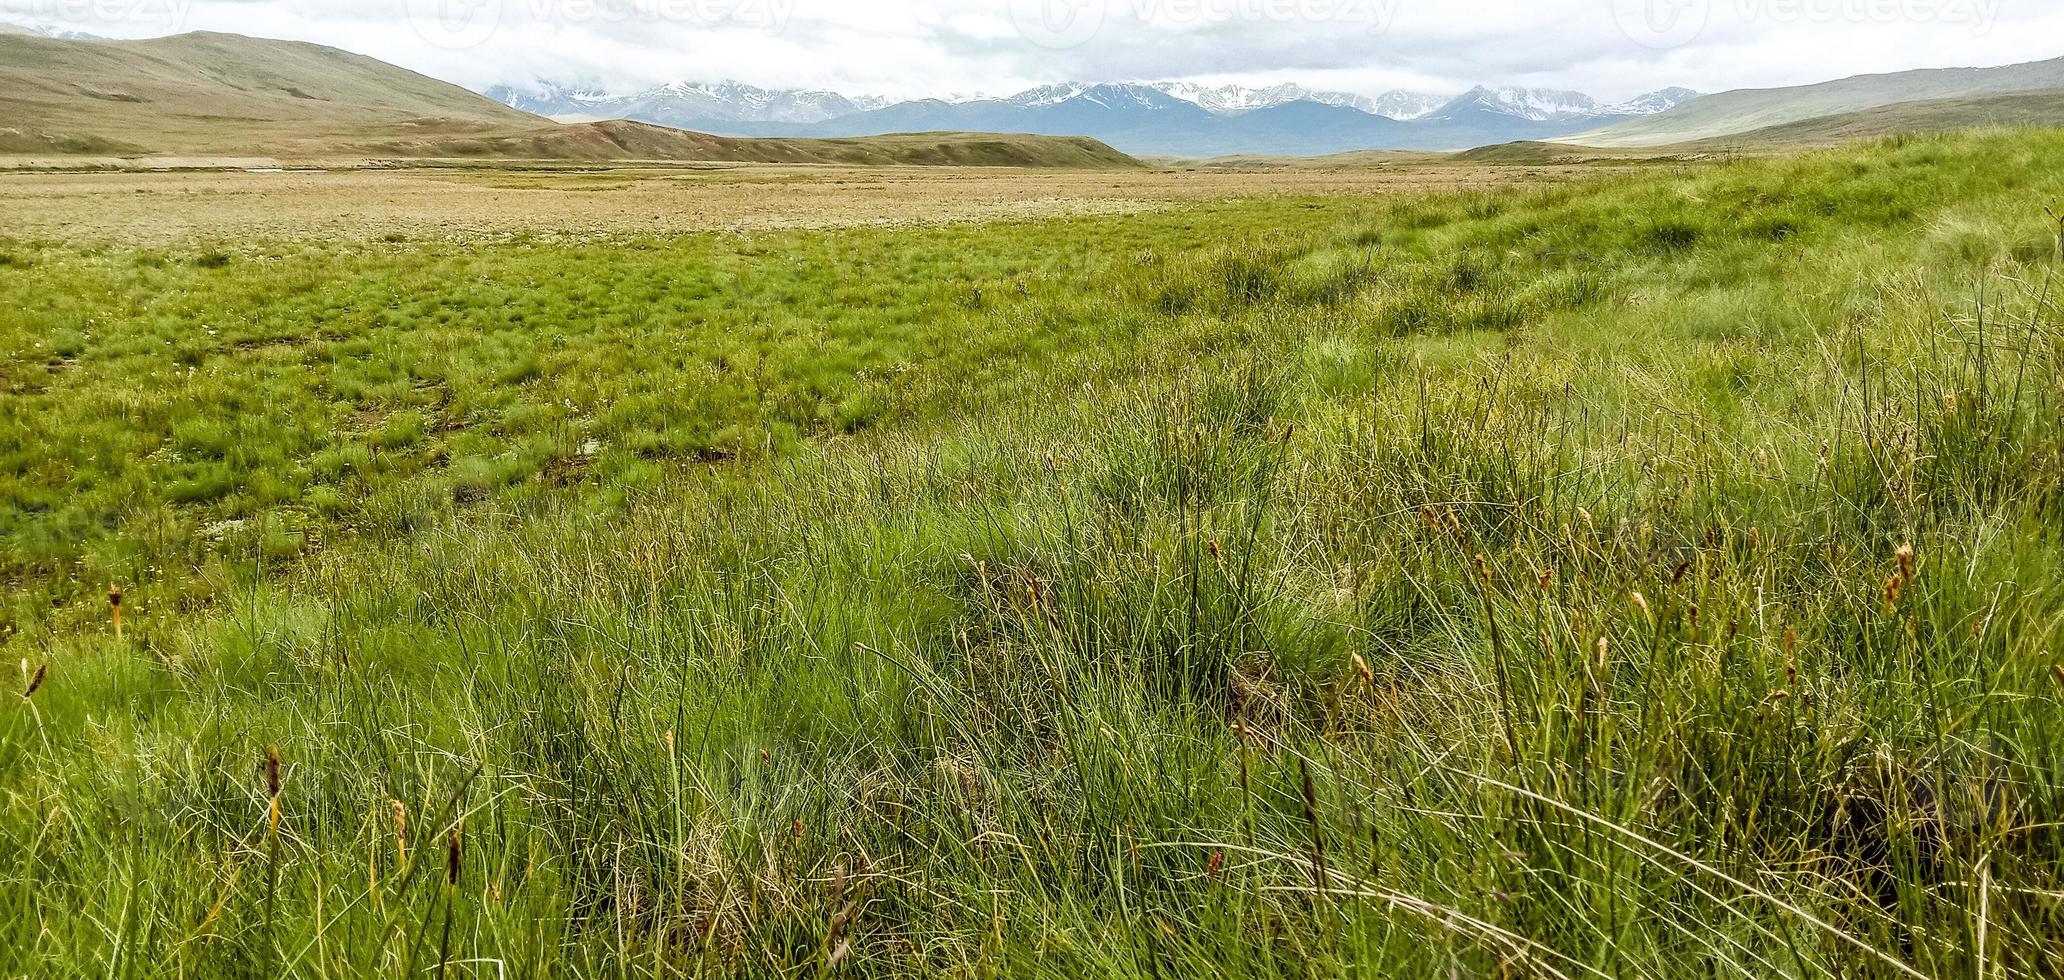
left=5, top=0, right=2059, bottom=99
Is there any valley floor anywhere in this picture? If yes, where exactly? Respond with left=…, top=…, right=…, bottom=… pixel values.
left=2, top=135, right=2062, bottom=978
left=0, top=159, right=1612, bottom=243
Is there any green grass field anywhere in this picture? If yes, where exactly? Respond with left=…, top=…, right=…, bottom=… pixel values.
left=3, top=129, right=2064, bottom=977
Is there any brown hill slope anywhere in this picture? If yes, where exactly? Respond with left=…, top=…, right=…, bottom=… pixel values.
left=0, top=31, right=538, bottom=154
left=371, top=120, right=1143, bottom=167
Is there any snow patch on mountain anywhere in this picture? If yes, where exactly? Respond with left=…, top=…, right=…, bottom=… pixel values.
left=1007, top=83, right=1187, bottom=111
left=1435, top=86, right=1601, bottom=121
left=1600, top=87, right=1701, bottom=115
left=489, top=79, right=892, bottom=124
left=1429, top=85, right=1698, bottom=122
left=1362, top=90, right=1452, bottom=120
left=1149, top=82, right=1451, bottom=119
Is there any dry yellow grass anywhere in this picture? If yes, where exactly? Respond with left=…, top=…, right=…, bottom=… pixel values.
left=0, top=160, right=1621, bottom=244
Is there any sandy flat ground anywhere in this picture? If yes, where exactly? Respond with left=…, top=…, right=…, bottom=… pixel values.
left=0, top=161, right=1617, bottom=244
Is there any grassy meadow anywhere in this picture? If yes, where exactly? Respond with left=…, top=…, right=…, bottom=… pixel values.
left=3, top=130, right=2064, bottom=977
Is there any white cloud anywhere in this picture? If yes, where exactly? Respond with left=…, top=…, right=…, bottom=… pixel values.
left=4, top=0, right=2058, bottom=99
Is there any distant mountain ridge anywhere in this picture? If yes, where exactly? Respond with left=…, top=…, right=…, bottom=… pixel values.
left=0, top=31, right=1143, bottom=167
left=488, top=77, right=1701, bottom=156
left=489, top=79, right=892, bottom=125
left=1570, top=57, right=2064, bottom=146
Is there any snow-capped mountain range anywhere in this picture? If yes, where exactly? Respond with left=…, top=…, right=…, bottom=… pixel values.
left=1428, top=85, right=1705, bottom=121
left=489, top=80, right=895, bottom=125
left=487, top=78, right=1701, bottom=156
left=1148, top=82, right=1449, bottom=119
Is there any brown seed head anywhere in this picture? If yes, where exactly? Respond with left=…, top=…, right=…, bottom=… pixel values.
left=265, top=746, right=281, bottom=800
left=1350, top=652, right=1374, bottom=691
left=447, top=825, right=464, bottom=886
left=23, top=664, right=46, bottom=699
left=1205, top=850, right=1225, bottom=880
left=1895, top=543, right=1915, bottom=582
left=108, top=583, right=123, bottom=609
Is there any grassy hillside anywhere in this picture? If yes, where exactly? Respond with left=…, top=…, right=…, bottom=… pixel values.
left=371, top=119, right=1145, bottom=167
left=0, top=32, right=1142, bottom=167
left=1165, top=148, right=1451, bottom=169
left=4, top=131, right=2064, bottom=977
left=1463, top=93, right=2064, bottom=164
left=1451, top=140, right=1694, bottom=164
left=0, top=31, right=539, bottom=154
left=1692, top=89, right=2064, bottom=148
left=1572, top=55, right=2064, bottom=146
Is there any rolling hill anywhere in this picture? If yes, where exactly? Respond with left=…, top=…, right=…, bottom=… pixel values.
left=1686, top=89, right=2064, bottom=147
left=365, top=120, right=1142, bottom=168
left=0, top=31, right=1142, bottom=167
left=1570, top=56, right=2064, bottom=146
left=0, top=30, right=539, bottom=155
left=1464, top=88, right=2064, bottom=164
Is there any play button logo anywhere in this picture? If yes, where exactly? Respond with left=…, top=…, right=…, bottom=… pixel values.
left=1011, top=0, right=1107, bottom=50
left=1612, top=0, right=1710, bottom=49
